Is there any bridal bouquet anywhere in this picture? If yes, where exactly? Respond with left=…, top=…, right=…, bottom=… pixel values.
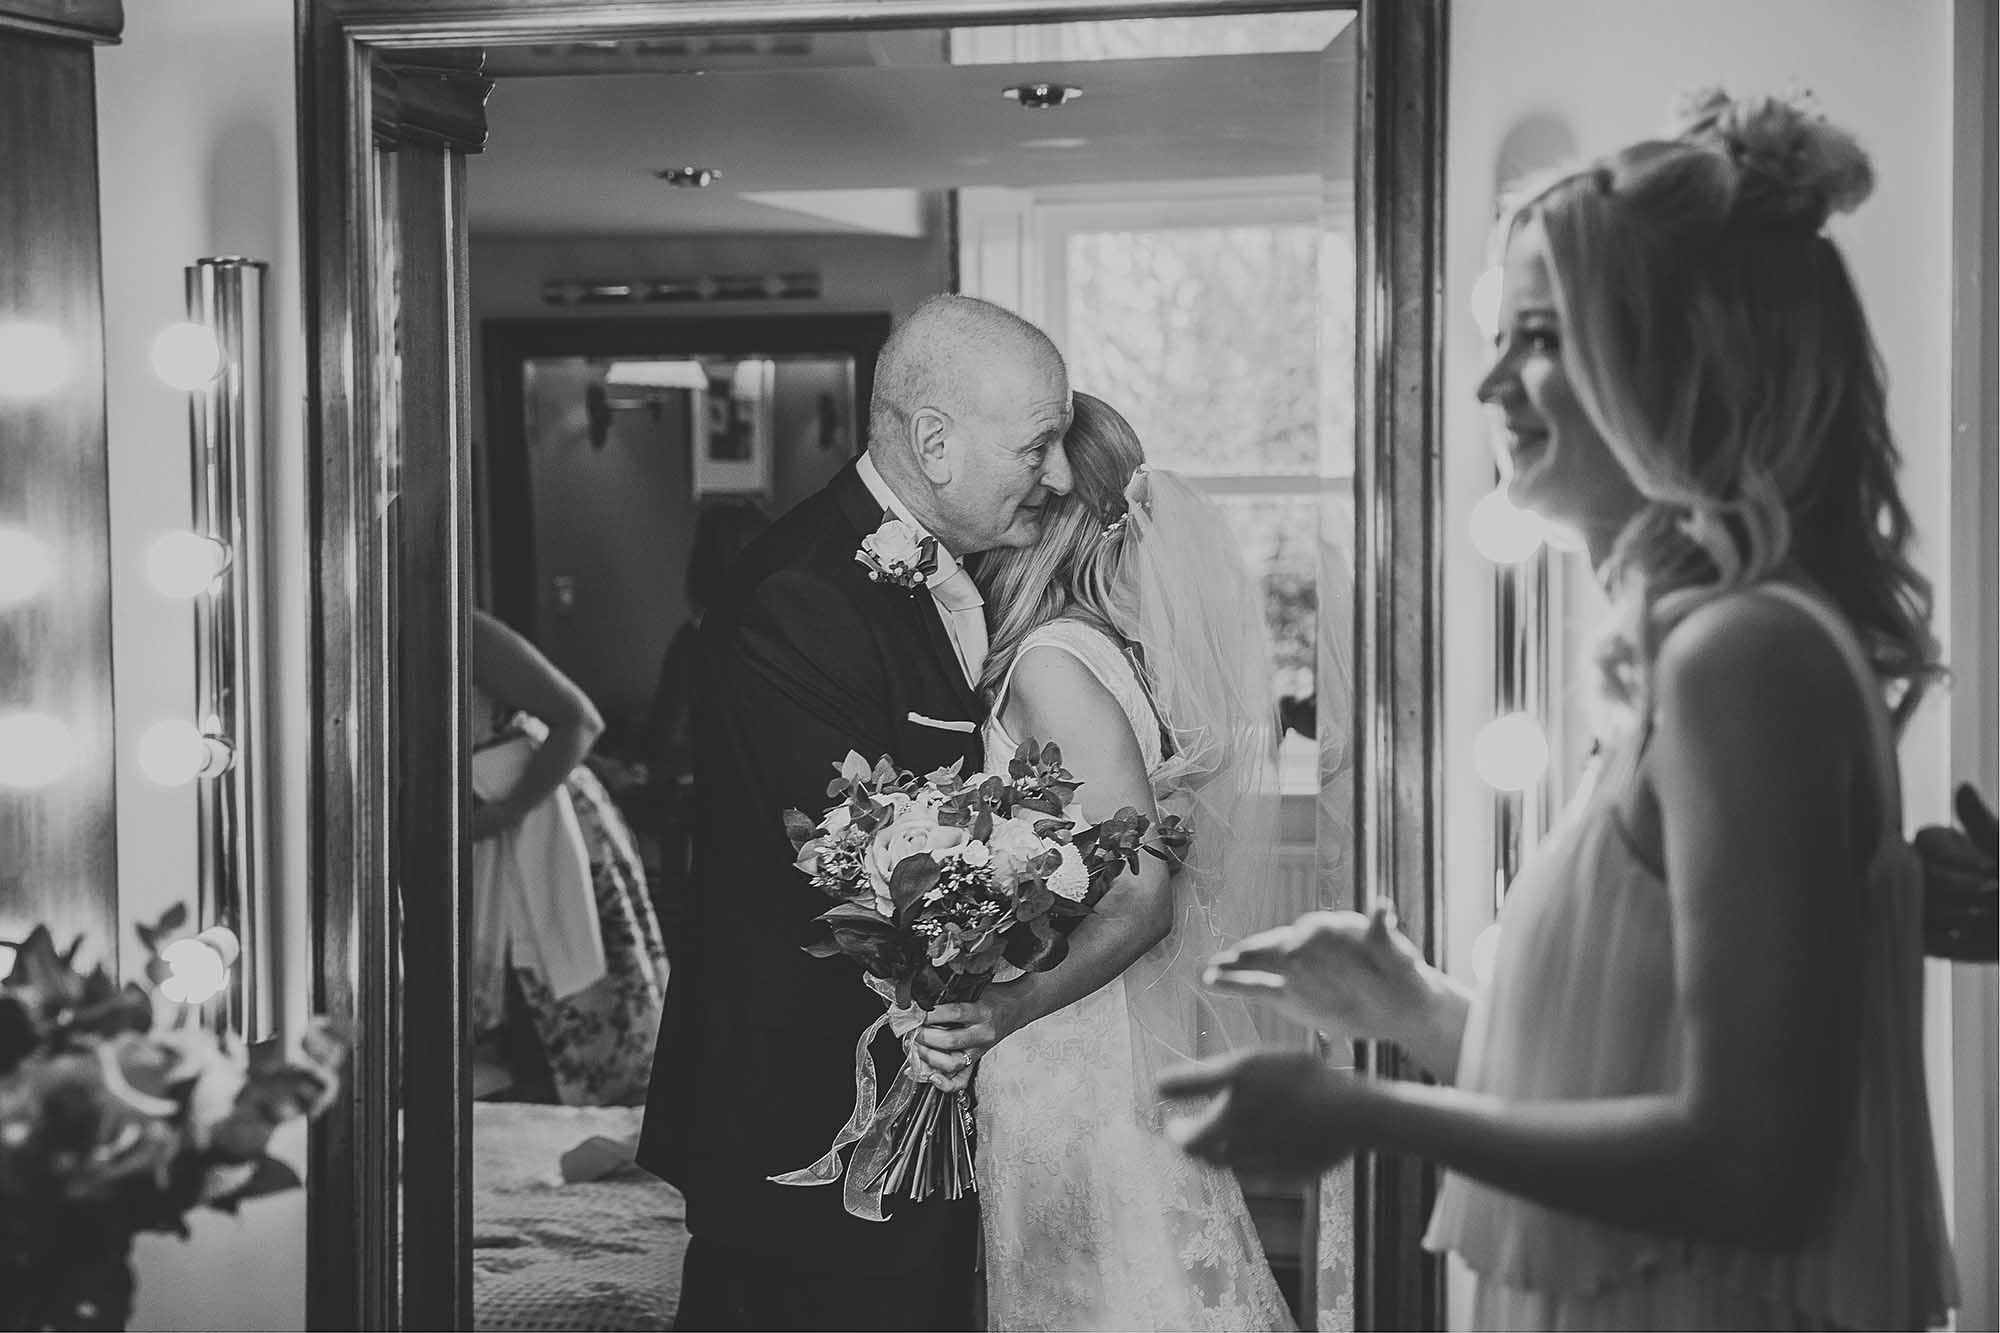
left=0, top=908, right=347, bottom=1331
left=775, top=740, right=1188, bottom=1219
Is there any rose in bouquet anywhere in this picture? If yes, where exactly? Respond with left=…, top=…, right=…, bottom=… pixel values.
left=773, top=739, right=1189, bottom=1219
left=0, top=907, right=348, bottom=1331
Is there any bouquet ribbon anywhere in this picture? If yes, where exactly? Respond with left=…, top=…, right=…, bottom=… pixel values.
left=766, top=976, right=926, bottom=1222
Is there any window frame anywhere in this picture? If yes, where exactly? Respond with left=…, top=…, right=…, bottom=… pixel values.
left=1027, top=180, right=1351, bottom=794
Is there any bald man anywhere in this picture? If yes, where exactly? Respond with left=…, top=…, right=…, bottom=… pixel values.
left=640, top=295, right=1073, bottom=1330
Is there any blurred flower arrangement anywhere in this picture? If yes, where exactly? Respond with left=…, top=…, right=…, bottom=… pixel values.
left=0, top=906, right=347, bottom=1332
left=773, top=741, right=1187, bottom=1219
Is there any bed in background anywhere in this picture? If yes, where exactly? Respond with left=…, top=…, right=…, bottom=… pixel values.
left=474, top=1102, right=688, bottom=1332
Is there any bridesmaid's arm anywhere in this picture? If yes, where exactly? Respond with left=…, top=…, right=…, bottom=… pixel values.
left=1165, top=595, right=1864, bottom=1250
left=911, top=645, right=1172, bottom=1085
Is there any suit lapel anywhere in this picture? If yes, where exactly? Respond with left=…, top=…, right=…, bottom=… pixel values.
left=828, top=463, right=983, bottom=720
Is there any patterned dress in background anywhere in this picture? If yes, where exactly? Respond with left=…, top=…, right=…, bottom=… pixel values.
left=475, top=690, right=670, bottom=1107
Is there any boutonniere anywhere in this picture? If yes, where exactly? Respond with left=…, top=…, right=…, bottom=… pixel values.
left=855, top=515, right=939, bottom=592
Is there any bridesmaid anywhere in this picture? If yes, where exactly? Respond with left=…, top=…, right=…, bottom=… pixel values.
left=1164, top=91, right=1958, bottom=1332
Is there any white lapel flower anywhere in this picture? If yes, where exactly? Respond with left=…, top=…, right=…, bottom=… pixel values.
left=855, top=515, right=939, bottom=591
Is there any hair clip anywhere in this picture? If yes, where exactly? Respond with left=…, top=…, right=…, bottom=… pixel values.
left=1099, top=510, right=1131, bottom=545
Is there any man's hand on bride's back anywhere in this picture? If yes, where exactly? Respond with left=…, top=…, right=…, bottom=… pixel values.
left=1203, top=902, right=1435, bottom=1043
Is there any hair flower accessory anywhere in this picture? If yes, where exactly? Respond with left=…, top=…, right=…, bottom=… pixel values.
left=856, top=515, right=939, bottom=591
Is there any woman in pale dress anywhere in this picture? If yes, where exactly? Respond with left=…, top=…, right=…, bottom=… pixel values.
left=1165, top=92, right=1958, bottom=1330
left=471, top=609, right=669, bottom=1106
left=907, top=393, right=1299, bottom=1331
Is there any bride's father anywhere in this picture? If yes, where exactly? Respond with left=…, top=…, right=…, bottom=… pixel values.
left=639, top=294, right=1073, bottom=1331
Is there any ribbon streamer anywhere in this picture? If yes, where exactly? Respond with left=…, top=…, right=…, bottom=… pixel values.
left=767, top=977, right=925, bottom=1222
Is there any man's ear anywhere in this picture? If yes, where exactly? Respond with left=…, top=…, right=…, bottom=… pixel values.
left=910, top=407, right=953, bottom=485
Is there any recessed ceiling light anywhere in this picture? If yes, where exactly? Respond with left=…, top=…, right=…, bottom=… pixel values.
left=1002, top=83, right=1082, bottom=109
left=1018, top=136, right=1090, bottom=150
left=657, top=166, right=722, bottom=188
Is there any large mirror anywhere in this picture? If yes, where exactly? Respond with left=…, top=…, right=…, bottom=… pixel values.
left=301, top=2, right=1444, bottom=1329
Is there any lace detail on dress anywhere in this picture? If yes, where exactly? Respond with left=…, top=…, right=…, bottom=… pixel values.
left=978, top=619, right=1296, bottom=1332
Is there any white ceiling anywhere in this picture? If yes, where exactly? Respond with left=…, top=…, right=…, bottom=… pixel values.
left=468, top=37, right=1353, bottom=239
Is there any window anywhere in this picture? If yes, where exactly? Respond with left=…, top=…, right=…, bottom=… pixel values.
left=1024, top=184, right=1354, bottom=794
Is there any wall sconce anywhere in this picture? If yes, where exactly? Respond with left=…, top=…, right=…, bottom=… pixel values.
left=146, top=257, right=274, bottom=1040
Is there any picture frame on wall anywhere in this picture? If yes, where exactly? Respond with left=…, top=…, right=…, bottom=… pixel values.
left=692, top=358, right=776, bottom=497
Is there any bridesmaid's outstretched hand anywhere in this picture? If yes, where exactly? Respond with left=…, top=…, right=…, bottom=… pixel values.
left=1158, top=1050, right=1357, bottom=1177
left=1203, top=901, right=1434, bottom=1043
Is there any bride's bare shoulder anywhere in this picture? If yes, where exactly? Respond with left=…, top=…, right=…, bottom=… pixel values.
left=1006, top=641, right=1144, bottom=771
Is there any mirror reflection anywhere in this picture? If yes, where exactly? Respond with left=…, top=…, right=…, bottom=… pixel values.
left=461, top=11, right=1357, bottom=1330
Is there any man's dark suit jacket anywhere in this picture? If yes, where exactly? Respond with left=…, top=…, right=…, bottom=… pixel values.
left=638, top=461, right=983, bottom=1276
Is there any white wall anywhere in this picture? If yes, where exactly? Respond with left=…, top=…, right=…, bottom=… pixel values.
left=1443, top=0, right=1972, bottom=1326
left=95, top=3, right=309, bottom=1328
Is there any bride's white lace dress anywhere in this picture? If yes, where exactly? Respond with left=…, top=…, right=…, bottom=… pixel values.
left=975, top=619, right=1297, bottom=1332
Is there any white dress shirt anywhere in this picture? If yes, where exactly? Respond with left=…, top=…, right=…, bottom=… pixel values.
left=857, top=454, right=988, bottom=688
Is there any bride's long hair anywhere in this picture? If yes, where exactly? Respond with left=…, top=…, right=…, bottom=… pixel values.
left=975, top=392, right=1144, bottom=703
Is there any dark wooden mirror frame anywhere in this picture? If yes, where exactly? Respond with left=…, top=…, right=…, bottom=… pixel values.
left=299, top=2, right=1445, bottom=1328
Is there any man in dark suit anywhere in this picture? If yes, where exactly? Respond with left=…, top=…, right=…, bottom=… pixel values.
left=639, top=294, right=1074, bottom=1330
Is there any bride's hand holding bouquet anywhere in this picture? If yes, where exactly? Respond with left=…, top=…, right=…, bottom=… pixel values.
left=774, top=740, right=1188, bottom=1219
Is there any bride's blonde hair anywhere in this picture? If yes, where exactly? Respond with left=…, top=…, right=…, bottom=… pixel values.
left=1508, top=90, right=1940, bottom=729
left=974, top=393, right=1145, bottom=702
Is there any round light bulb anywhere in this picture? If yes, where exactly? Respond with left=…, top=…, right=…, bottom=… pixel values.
left=1470, top=921, right=1502, bottom=986
left=1473, top=711, right=1550, bottom=793
left=0, top=526, right=54, bottom=607
left=0, top=321, right=74, bottom=399
left=1469, top=486, right=1545, bottom=564
left=1469, top=265, right=1504, bottom=342
left=158, top=935, right=230, bottom=1005
left=0, top=711, right=78, bottom=788
left=149, top=322, right=223, bottom=390
left=195, top=925, right=241, bottom=970
left=137, top=720, right=233, bottom=787
left=144, top=532, right=231, bottom=598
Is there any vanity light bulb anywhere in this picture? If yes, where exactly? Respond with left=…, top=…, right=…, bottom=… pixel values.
left=1468, top=486, right=1545, bottom=564
left=0, top=526, right=54, bottom=607
left=150, top=322, right=223, bottom=390
left=1473, top=712, right=1549, bottom=793
left=0, top=321, right=74, bottom=399
left=0, top=711, right=79, bottom=788
left=1469, top=265, right=1504, bottom=343
left=137, top=720, right=234, bottom=787
left=195, top=925, right=241, bottom=970
left=145, top=532, right=231, bottom=598
left=158, top=935, right=231, bottom=1005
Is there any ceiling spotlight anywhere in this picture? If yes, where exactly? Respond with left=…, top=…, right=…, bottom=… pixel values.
left=657, top=166, right=722, bottom=188
left=1002, top=83, right=1082, bottom=110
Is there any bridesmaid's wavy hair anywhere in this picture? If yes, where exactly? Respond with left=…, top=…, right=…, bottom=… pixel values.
left=974, top=392, right=1145, bottom=703
left=1509, top=90, right=1940, bottom=729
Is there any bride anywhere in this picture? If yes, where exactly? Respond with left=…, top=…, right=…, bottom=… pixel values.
left=910, top=392, right=1301, bottom=1331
